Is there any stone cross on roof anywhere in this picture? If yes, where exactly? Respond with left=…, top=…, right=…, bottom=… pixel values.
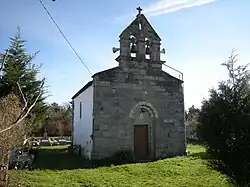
left=137, top=7, right=143, bottom=14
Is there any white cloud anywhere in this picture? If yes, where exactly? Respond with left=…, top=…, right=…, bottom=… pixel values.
left=144, top=0, right=218, bottom=17
left=117, top=0, right=218, bottom=20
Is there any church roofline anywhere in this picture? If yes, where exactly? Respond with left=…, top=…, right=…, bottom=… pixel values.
left=115, top=55, right=166, bottom=64
left=167, top=73, right=184, bottom=83
left=91, top=67, right=120, bottom=78
left=71, top=65, right=183, bottom=100
left=119, top=14, right=161, bottom=41
left=72, top=67, right=120, bottom=100
left=71, top=81, right=93, bottom=100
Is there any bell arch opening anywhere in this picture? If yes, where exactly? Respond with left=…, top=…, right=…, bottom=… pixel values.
left=129, top=101, right=159, bottom=119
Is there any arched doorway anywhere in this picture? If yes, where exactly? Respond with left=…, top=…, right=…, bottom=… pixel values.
left=129, top=101, right=158, bottom=161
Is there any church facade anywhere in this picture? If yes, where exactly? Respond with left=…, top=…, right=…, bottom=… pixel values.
left=72, top=8, right=186, bottom=161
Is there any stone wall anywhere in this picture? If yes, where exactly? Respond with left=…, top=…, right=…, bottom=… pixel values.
left=91, top=61, right=186, bottom=160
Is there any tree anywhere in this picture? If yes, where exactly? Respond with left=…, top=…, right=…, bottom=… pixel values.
left=186, top=105, right=200, bottom=140
left=0, top=27, right=48, bottom=132
left=0, top=47, right=45, bottom=185
left=197, top=50, right=250, bottom=186
left=43, top=102, right=72, bottom=136
left=186, top=105, right=200, bottom=121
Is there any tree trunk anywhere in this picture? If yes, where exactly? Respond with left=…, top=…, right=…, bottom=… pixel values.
left=0, top=151, right=10, bottom=186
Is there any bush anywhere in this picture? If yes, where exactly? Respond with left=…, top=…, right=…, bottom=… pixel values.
left=0, top=94, right=24, bottom=185
left=197, top=52, right=250, bottom=186
left=112, top=150, right=134, bottom=164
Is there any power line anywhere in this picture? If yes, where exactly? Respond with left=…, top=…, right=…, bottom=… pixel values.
left=38, top=0, right=93, bottom=76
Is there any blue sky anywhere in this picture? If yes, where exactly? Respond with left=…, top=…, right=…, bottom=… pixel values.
left=0, top=0, right=249, bottom=109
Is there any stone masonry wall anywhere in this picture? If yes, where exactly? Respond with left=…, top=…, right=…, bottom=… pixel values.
left=91, top=61, right=186, bottom=160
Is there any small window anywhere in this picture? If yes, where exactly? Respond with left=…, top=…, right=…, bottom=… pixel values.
left=80, top=102, right=82, bottom=119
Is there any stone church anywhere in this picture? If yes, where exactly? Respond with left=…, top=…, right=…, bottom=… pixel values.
left=71, top=7, right=186, bottom=161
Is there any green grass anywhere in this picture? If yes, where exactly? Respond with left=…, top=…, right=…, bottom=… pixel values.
left=9, top=144, right=233, bottom=187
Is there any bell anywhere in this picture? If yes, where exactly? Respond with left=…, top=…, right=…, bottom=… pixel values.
left=131, top=36, right=136, bottom=43
left=130, top=36, right=137, bottom=53
left=145, top=45, right=151, bottom=54
left=145, top=39, right=151, bottom=54
left=130, top=44, right=137, bottom=53
left=145, top=39, right=150, bottom=46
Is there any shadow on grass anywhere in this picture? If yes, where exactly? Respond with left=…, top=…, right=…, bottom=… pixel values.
left=188, top=152, right=210, bottom=160
left=186, top=138, right=204, bottom=146
left=32, top=147, right=136, bottom=170
left=32, top=144, right=211, bottom=170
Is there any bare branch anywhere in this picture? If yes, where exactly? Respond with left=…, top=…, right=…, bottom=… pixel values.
left=17, top=82, right=27, bottom=112
left=0, top=50, right=9, bottom=77
left=0, top=78, right=45, bottom=134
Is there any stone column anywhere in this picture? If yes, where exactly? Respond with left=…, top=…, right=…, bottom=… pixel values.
left=119, top=36, right=131, bottom=57
left=137, top=35, right=146, bottom=60
left=151, top=40, right=161, bottom=61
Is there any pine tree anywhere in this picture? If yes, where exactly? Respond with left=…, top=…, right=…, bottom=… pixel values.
left=0, top=27, right=48, bottom=132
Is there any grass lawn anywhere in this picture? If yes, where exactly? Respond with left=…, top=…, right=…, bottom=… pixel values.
left=9, top=144, right=233, bottom=187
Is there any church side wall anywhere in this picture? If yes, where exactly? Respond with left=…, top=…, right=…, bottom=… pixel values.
left=73, top=85, right=93, bottom=159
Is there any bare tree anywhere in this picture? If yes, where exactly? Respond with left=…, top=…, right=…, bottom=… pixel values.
left=0, top=81, right=44, bottom=134
left=0, top=50, right=9, bottom=79
left=0, top=50, right=45, bottom=186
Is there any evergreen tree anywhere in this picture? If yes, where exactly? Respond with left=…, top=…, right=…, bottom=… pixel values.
left=0, top=27, right=48, bottom=132
left=197, top=51, right=250, bottom=186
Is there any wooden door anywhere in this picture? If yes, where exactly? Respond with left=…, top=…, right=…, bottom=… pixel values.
left=134, top=125, right=149, bottom=161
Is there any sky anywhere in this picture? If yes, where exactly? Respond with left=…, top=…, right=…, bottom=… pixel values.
left=0, top=0, right=249, bottom=109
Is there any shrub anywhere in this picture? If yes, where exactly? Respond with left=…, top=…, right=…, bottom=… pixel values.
left=0, top=94, right=24, bottom=185
left=197, top=51, right=250, bottom=186
left=111, top=150, right=134, bottom=164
